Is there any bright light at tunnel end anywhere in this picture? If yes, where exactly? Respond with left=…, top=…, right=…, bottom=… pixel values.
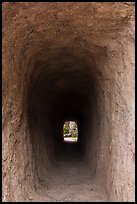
left=63, top=121, right=78, bottom=143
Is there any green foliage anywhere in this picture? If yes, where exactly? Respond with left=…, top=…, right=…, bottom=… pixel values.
left=63, top=122, right=78, bottom=140
left=63, top=124, right=69, bottom=134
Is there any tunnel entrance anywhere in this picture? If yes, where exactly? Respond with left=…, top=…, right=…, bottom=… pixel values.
left=63, top=121, right=78, bottom=143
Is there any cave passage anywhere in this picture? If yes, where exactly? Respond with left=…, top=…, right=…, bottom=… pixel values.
left=27, top=47, right=96, bottom=164
left=26, top=48, right=103, bottom=201
left=2, top=2, right=135, bottom=202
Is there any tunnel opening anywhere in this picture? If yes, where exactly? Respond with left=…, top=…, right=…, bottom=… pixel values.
left=63, top=121, right=78, bottom=143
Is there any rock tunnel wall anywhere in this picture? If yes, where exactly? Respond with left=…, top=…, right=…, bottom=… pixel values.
left=2, top=2, right=135, bottom=202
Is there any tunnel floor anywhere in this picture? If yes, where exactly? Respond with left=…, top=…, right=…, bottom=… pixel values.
left=31, top=143, right=107, bottom=202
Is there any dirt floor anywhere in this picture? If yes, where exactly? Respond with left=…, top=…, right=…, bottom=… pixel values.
left=32, top=143, right=107, bottom=202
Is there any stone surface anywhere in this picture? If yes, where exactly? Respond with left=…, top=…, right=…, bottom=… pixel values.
left=2, top=2, right=135, bottom=202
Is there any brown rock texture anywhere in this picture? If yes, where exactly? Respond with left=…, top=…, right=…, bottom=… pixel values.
left=2, top=2, right=135, bottom=202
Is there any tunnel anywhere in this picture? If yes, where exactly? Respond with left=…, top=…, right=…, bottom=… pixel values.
left=2, top=2, right=135, bottom=202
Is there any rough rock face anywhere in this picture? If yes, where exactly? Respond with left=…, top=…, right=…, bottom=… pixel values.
left=2, top=2, right=135, bottom=202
